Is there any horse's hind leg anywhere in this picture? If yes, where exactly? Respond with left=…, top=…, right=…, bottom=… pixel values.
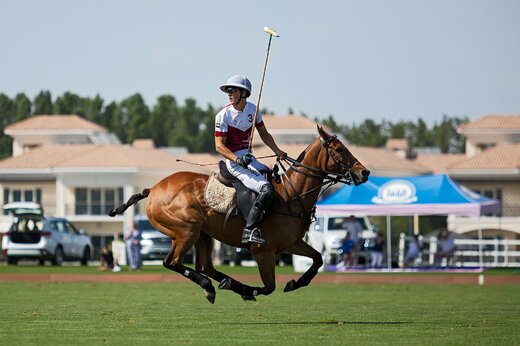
left=283, top=239, right=323, bottom=292
left=195, top=233, right=262, bottom=301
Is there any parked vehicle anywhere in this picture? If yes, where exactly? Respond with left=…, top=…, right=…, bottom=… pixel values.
left=135, top=215, right=171, bottom=261
left=306, top=214, right=375, bottom=265
left=134, top=215, right=193, bottom=263
left=220, top=244, right=292, bottom=267
left=2, top=202, right=93, bottom=266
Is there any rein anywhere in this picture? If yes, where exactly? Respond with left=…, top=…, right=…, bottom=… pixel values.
left=279, top=136, right=354, bottom=197
left=273, top=136, right=356, bottom=223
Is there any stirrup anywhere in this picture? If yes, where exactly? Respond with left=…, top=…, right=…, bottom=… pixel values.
left=241, top=228, right=266, bottom=244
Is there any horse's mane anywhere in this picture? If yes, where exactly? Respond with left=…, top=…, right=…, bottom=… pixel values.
left=295, top=150, right=306, bottom=163
left=295, top=137, right=320, bottom=163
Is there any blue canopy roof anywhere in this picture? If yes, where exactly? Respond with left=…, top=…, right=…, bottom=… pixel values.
left=317, top=174, right=500, bottom=216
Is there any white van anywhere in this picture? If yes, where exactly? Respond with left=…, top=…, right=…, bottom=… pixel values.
left=307, top=214, right=375, bottom=265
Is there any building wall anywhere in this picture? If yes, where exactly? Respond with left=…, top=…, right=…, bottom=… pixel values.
left=460, top=180, right=520, bottom=217
left=74, top=220, right=124, bottom=237
left=448, top=215, right=520, bottom=240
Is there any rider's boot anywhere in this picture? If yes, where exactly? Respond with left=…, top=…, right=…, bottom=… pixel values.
left=241, top=184, right=275, bottom=245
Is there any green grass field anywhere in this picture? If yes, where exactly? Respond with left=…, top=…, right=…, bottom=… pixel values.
left=1, top=265, right=519, bottom=345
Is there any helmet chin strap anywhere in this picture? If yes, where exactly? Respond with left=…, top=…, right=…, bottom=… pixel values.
left=234, top=90, right=247, bottom=107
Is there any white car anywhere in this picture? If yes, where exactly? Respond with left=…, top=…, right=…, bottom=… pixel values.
left=133, top=215, right=172, bottom=261
left=307, top=214, right=375, bottom=265
left=2, top=202, right=93, bottom=265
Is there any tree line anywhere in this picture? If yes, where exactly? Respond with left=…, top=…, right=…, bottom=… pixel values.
left=321, top=115, right=468, bottom=157
left=0, top=91, right=468, bottom=159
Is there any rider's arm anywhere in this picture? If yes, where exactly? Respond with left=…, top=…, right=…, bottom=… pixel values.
left=257, top=125, right=286, bottom=158
left=215, top=136, right=239, bottom=163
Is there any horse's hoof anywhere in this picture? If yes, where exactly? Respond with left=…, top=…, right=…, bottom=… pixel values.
left=284, top=280, right=296, bottom=292
left=241, top=295, right=256, bottom=302
left=204, top=290, right=216, bottom=304
left=218, top=278, right=232, bottom=290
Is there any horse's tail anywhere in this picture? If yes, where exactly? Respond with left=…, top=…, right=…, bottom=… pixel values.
left=108, top=188, right=150, bottom=217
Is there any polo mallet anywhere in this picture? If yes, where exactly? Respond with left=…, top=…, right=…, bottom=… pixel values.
left=248, top=26, right=280, bottom=152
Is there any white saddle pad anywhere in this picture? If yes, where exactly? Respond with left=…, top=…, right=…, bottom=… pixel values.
left=204, top=171, right=236, bottom=214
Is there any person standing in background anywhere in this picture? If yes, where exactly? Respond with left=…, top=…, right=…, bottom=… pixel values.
left=370, top=232, right=385, bottom=269
left=125, top=221, right=142, bottom=271
left=403, top=234, right=422, bottom=268
left=338, top=231, right=356, bottom=269
left=342, top=215, right=363, bottom=267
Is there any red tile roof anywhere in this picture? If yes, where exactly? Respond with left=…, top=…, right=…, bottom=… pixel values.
left=449, top=143, right=520, bottom=170
left=5, top=115, right=107, bottom=132
left=262, top=115, right=319, bottom=130
left=459, top=114, right=520, bottom=130
left=0, top=144, right=209, bottom=173
left=413, top=154, right=467, bottom=174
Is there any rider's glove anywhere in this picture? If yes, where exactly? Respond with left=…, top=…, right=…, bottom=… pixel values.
left=236, top=153, right=254, bottom=168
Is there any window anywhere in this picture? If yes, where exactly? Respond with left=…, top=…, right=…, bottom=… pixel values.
left=24, top=190, right=33, bottom=202
left=91, top=189, right=101, bottom=215
left=65, top=221, right=78, bottom=235
left=50, top=221, right=66, bottom=233
left=474, top=188, right=502, bottom=216
left=3, top=188, right=42, bottom=215
left=3, top=189, right=9, bottom=215
left=74, top=187, right=124, bottom=215
left=105, top=190, right=115, bottom=215
left=75, top=188, right=88, bottom=215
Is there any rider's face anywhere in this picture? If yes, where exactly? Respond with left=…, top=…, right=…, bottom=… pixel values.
left=226, top=87, right=242, bottom=104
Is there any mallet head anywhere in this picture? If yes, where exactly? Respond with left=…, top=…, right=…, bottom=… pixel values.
left=263, top=26, right=280, bottom=37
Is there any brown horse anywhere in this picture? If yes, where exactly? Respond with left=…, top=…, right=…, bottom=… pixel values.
left=108, top=125, right=369, bottom=303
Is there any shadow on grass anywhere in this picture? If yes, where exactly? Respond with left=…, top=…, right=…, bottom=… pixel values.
left=223, top=321, right=411, bottom=325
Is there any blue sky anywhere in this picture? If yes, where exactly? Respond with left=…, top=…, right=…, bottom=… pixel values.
left=1, top=0, right=519, bottom=126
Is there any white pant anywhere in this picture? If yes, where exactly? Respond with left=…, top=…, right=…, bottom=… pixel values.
left=370, top=251, right=383, bottom=268
left=226, top=149, right=270, bottom=193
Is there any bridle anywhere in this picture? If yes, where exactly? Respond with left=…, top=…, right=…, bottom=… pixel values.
left=320, top=135, right=356, bottom=184
left=277, top=135, right=355, bottom=193
left=273, top=135, right=359, bottom=222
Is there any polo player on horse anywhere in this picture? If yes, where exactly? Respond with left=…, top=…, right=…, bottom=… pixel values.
left=214, top=75, right=286, bottom=244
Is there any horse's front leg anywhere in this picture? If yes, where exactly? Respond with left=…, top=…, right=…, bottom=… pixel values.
left=249, top=244, right=277, bottom=298
left=153, top=218, right=217, bottom=304
left=283, top=239, right=323, bottom=292
left=218, top=244, right=276, bottom=301
left=162, top=244, right=217, bottom=304
left=195, top=233, right=264, bottom=302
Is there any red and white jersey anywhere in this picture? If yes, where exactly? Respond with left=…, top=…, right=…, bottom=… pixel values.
left=214, top=102, right=264, bottom=152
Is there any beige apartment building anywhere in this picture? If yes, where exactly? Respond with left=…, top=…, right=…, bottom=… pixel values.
left=415, top=114, right=520, bottom=240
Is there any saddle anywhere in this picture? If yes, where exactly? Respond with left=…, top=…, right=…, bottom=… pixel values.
left=204, top=161, right=257, bottom=220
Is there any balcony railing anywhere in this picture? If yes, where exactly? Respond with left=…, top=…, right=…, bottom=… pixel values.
left=65, top=203, right=121, bottom=216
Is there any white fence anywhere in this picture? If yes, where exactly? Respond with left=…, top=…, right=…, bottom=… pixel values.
left=398, top=233, right=520, bottom=268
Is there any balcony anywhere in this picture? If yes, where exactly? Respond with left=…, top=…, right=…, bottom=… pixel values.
left=64, top=203, right=126, bottom=222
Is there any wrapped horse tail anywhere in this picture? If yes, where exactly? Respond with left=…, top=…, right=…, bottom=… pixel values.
left=108, top=189, right=150, bottom=217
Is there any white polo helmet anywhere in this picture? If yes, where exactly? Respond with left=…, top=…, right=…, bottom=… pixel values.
left=220, top=75, right=252, bottom=97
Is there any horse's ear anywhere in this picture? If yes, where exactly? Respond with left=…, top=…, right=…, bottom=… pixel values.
left=317, top=124, right=331, bottom=141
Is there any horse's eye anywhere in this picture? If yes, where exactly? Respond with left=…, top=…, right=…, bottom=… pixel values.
left=336, top=148, right=343, bottom=153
